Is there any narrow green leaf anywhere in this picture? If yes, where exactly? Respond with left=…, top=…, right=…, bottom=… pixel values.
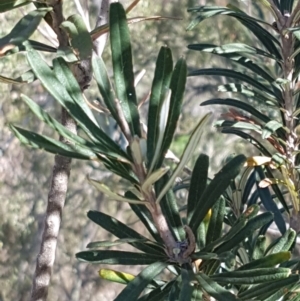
left=127, top=192, right=163, bottom=243
left=10, top=125, right=96, bottom=160
left=189, top=154, right=246, bottom=234
left=218, top=83, right=279, bottom=105
left=239, top=275, right=299, bottom=300
left=61, top=14, right=93, bottom=60
left=189, top=68, right=277, bottom=96
left=87, top=238, right=148, bottom=248
left=110, top=2, right=140, bottom=137
left=265, top=166, right=290, bottom=214
left=186, top=6, right=281, bottom=59
left=114, top=262, right=168, bottom=301
left=179, top=267, right=194, bottom=301
left=268, top=228, right=296, bottom=254
left=221, top=128, right=273, bottom=157
left=215, top=212, right=273, bottom=254
left=212, top=267, right=291, bottom=284
left=252, top=235, right=267, bottom=260
left=215, top=120, right=262, bottom=132
left=0, top=0, right=32, bottom=12
left=157, top=113, right=211, bottom=203
left=142, top=168, right=170, bottom=194
left=52, top=57, right=98, bottom=126
left=156, top=175, right=185, bottom=241
left=137, top=281, right=174, bottom=301
left=255, top=166, right=286, bottom=234
left=262, top=120, right=284, bottom=139
left=76, top=250, right=164, bottom=265
left=87, top=211, right=165, bottom=255
left=188, top=43, right=281, bottom=62
left=26, top=47, right=129, bottom=161
left=20, top=94, right=125, bottom=162
left=238, top=251, right=291, bottom=270
left=89, top=178, right=145, bottom=204
left=147, top=46, right=173, bottom=167
left=159, top=58, right=187, bottom=164
left=0, top=8, right=51, bottom=55
left=187, top=154, right=209, bottom=223
left=202, top=98, right=273, bottom=124
left=195, top=273, right=238, bottom=301
left=92, top=55, right=119, bottom=121
left=206, top=196, right=225, bottom=245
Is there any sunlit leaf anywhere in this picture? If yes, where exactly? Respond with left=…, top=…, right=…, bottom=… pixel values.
left=89, top=178, right=145, bottom=204
left=0, top=8, right=51, bottom=56
left=61, top=14, right=93, bottom=60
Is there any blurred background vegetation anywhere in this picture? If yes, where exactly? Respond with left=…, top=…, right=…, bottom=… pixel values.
left=0, top=0, right=272, bottom=300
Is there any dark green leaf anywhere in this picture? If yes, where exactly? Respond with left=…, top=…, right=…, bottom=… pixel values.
left=110, top=2, right=140, bottom=137
left=238, top=251, right=291, bottom=270
left=188, top=43, right=281, bottom=62
left=267, top=228, right=296, bottom=254
left=114, top=262, right=168, bottom=301
left=238, top=275, right=299, bottom=300
left=189, top=154, right=246, bottom=234
left=255, top=166, right=286, bottom=234
left=10, top=125, right=96, bottom=160
left=0, top=0, right=32, bottom=12
left=195, top=273, right=238, bottom=301
left=147, top=46, right=173, bottom=167
left=186, top=6, right=281, bottom=60
left=86, top=238, right=149, bottom=248
left=221, top=128, right=274, bottom=157
left=212, top=267, right=291, bottom=284
left=252, top=235, right=267, bottom=260
left=126, top=191, right=163, bottom=243
left=137, top=281, right=174, bottom=301
left=20, top=94, right=100, bottom=149
left=179, top=267, right=194, bottom=301
left=87, top=211, right=165, bottom=255
left=159, top=58, right=187, bottom=165
left=202, top=98, right=273, bottom=124
left=92, top=55, right=119, bottom=121
left=156, top=175, right=185, bottom=241
left=218, top=83, right=280, bottom=105
left=26, top=47, right=129, bottom=161
left=76, top=250, right=164, bottom=265
left=265, top=166, right=289, bottom=213
left=189, top=68, right=277, bottom=97
left=206, top=196, right=225, bottom=245
left=215, top=212, right=273, bottom=254
left=281, top=0, right=294, bottom=13
left=187, top=154, right=209, bottom=223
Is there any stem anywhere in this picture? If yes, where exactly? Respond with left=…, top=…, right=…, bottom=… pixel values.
left=30, top=1, right=93, bottom=300
left=277, top=2, right=300, bottom=230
